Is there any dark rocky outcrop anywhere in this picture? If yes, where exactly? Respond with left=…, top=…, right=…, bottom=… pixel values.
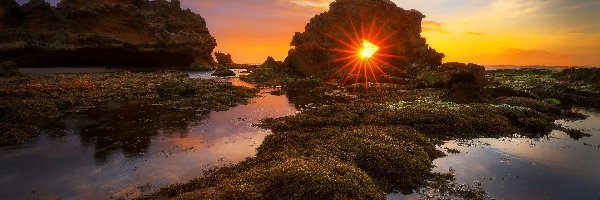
left=262, top=56, right=284, bottom=68
left=284, top=0, right=444, bottom=77
left=0, top=0, right=216, bottom=67
left=409, top=62, right=487, bottom=88
left=214, top=51, right=234, bottom=68
left=0, top=61, right=20, bottom=77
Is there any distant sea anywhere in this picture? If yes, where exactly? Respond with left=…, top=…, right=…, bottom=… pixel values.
left=484, top=65, right=598, bottom=71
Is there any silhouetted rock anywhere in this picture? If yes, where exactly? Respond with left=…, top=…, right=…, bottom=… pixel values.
left=285, top=0, right=444, bottom=77
left=211, top=68, right=236, bottom=77
left=214, top=51, right=234, bottom=68
left=0, top=0, right=216, bottom=68
left=441, top=62, right=487, bottom=87
left=262, top=56, right=284, bottom=68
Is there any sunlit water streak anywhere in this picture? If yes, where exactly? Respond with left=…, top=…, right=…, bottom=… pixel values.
left=0, top=71, right=297, bottom=199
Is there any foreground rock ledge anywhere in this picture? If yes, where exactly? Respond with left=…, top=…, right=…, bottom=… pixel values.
left=285, top=0, right=444, bottom=77
left=0, top=0, right=216, bottom=67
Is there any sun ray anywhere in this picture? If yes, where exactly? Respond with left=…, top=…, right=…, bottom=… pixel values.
left=368, top=15, right=377, bottom=40
left=325, top=33, right=360, bottom=51
left=329, top=48, right=362, bottom=54
left=335, top=24, right=361, bottom=48
left=332, top=54, right=361, bottom=63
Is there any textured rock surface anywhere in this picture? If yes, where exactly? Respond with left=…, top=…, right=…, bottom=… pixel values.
left=0, top=0, right=216, bottom=67
left=285, top=0, right=444, bottom=77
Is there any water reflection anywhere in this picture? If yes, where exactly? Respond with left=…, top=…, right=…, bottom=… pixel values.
left=69, top=101, right=205, bottom=163
left=389, top=109, right=600, bottom=199
left=0, top=78, right=297, bottom=199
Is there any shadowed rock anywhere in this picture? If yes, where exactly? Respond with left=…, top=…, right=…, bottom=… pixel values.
left=0, top=0, right=216, bottom=68
left=214, top=51, right=234, bottom=68
left=285, top=0, right=444, bottom=77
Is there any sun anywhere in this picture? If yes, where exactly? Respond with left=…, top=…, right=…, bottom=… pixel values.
left=360, top=39, right=380, bottom=59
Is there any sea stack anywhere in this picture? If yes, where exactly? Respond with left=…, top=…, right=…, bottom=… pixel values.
left=285, top=0, right=444, bottom=77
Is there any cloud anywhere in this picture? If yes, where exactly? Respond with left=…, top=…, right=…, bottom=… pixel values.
left=422, top=21, right=447, bottom=33
left=486, top=0, right=552, bottom=18
left=465, top=32, right=487, bottom=36
left=291, top=0, right=331, bottom=8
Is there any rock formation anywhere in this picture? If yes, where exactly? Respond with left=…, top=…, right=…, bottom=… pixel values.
left=214, top=51, right=234, bottom=68
left=0, top=0, right=216, bottom=67
left=285, top=0, right=444, bottom=77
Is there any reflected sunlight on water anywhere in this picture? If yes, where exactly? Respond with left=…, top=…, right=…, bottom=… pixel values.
left=0, top=77, right=297, bottom=199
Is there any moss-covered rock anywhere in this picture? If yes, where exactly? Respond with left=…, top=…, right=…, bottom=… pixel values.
left=488, top=68, right=600, bottom=108
left=410, top=62, right=487, bottom=89
left=260, top=99, right=572, bottom=138
left=211, top=69, right=236, bottom=77
left=219, top=157, right=384, bottom=200
left=256, top=126, right=441, bottom=192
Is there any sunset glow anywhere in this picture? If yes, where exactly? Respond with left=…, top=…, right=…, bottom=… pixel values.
left=31, top=0, right=599, bottom=66
left=179, top=0, right=600, bottom=66
left=29, top=0, right=600, bottom=66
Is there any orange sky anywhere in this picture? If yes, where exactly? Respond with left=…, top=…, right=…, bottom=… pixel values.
left=182, top=0, right=600, bottom=66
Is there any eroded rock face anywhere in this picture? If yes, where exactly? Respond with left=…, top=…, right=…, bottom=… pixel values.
left=285, top=0, right=444, bottom=77
left=0, top=0, right=216, bottom=67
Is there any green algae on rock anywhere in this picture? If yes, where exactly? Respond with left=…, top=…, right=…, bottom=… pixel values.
left=0, top=71, right=258, bottom=145
left=139, top=126, right=446, bottom=200
left=488, top=68, right=600, bottom=109
left=210, top=69, right=236, bottom=77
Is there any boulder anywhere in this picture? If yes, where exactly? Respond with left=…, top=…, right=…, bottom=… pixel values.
left=214, top=51, right=234, bottom=68
left=0, top=0, right=216, bottom=68
left=262, top=56, right=284, bottom=68
left=441, top=62, right=487, bottom=87
left=284, top=0, right=444, bottom=77
left=410, top=62, right=487, bottom=89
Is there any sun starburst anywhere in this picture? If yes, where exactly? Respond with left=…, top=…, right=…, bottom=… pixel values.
left=324, top=11, right=407, bottom=93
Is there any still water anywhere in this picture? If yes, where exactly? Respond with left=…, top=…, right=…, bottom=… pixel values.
left=0, top=72, right=297, bottom=199
left=390, top=109, right=600, bottom=199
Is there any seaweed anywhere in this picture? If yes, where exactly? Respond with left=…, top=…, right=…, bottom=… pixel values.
left=0, top=71, right=258, bottom=145
left=488, top=68, right=600, bottom=108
